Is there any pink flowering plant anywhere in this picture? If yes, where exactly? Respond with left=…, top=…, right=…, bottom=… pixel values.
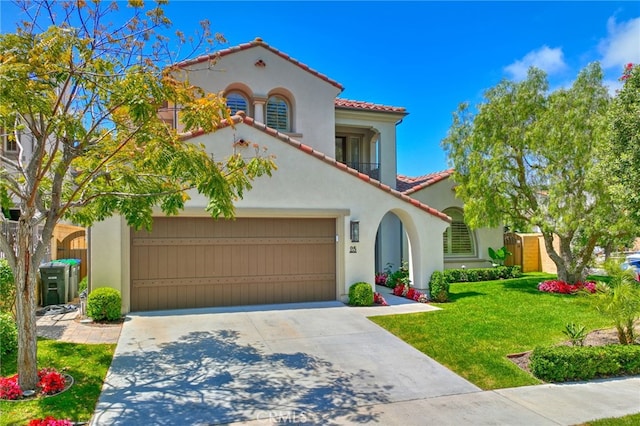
left=374, top=272, right=388, bottom=286
left=37, top=368, right=66, bottom=395
left=373, top=292, right=388, bottom=306
left=0, top=374, right=23, bottom=400
left=28, top=418, right=73, bottom=426
left=0, top=368, right=67, bottom=400
left=393, top=284, right=430, bottom=303
left=537, top=280, right=596, bottom=294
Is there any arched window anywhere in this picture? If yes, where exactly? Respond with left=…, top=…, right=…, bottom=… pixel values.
left=266, top=95, right=290, bottom=132
left=226, top=92, right=248, bottom=115
left=442, top=208, right=475, bottom=256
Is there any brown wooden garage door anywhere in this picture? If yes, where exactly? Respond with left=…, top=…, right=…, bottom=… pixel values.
left=130, top=217, right=336, bottom=311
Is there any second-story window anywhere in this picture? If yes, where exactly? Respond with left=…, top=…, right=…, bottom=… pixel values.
left=226, top=92, right=248, bottom=116
left=266, top=95, right=290, bottom=132
left=1, top=127, right=18, bottom=152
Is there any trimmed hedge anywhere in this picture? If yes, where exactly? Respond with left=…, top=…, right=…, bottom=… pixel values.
left=428, top=271, right=449, bottom=302
left=348, top=282, right=374, bottom=306
left=87, top=287, right=122, bottom=321
left=530, top=344, right=640, bottom=382
left=443, top=265, right=521, bottom=283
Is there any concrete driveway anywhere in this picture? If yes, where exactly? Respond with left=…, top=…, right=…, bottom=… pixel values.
left=91, top=301, right=481, bottom=425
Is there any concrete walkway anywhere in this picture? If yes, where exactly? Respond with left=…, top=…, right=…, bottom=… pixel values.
left=90, top=296, right=640, bottom=426
left=36, top=307, right=122, bottom=344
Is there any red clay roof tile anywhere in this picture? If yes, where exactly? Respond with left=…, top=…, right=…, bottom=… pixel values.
left=335, top=98, right=407, bottom=113
left=180, top=114, right=450, bottom=223
left=397, top=169, right=455, bottom=194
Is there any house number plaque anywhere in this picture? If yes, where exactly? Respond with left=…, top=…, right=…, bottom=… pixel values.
left=349, top=246, right=357, bottom=253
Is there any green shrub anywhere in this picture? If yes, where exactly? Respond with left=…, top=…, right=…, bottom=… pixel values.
left=79, top=276, right=88, bottom=294
left=0, top=312, right=18, bottom=356
left=348, top=282, right=374, bottom=306
left=87, top=287, right=122, bottom=321
left=592, top=260, right=640, bottom=344
left=0, top=259, right=15, bottom=314
left=385, top=261, right=410, bottom=288
left=429, top=271, right=449, bottom=302
left=443, top=266, right=521, bottom=283
left=530, top=344, right=640, bottom=382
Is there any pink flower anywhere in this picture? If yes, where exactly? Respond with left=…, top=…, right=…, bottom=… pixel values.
left=375, top=273, right=388, bottom=286
left=374, top=292, right=388, bottom=306
left=28, top=417, right=73, bottom=426
left=538, top=280, right=596, bottom=294
left=37, top=368, right=66, bottom=395
left=0, top=375, right=22, bottom=400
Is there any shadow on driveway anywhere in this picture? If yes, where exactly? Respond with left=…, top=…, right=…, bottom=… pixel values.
left=93, top=329, right=390, bottom=425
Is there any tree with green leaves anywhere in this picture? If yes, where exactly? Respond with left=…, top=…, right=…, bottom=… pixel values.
left=603, top=63, right=640, bottom=228
left=442, top=62, right=633, bottom=284
left=0, top=0, right=274, bottom=391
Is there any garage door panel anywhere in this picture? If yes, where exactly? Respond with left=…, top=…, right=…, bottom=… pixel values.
left=131, top=217, right=336, bottom=311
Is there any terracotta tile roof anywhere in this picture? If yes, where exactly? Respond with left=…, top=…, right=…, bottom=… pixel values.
left=397, top=169, right=455, bottom=194
left=176, top=37, right=344, bottom=91
left=335, top=98, right=407, bottom=114
left=179, top=113, right=450, bottom=223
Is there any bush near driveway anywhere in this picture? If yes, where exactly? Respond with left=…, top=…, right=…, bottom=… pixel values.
left=348, top=282, right=374, bottom=306
left=87, top=287, right=122, bottom=321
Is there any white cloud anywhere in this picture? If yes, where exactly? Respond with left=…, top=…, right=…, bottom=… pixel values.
left=504, top=46, right=567, bottom=81
left=599, top=16, right=640, bottom=70
left=603, top=78, right=624, bottom=97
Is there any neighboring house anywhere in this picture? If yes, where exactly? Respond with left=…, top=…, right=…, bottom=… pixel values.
left=90, top=38, right=453, bottom=313
left=398, top=170, right=504, bottom=269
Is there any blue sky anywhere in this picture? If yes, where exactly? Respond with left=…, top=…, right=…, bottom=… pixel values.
left=2, top=1, right=639, bottom=176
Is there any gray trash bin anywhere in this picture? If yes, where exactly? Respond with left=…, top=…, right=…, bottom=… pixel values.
left=56, top=259, right=80, bottom=300
left=39, top=262, right=70, bottom=306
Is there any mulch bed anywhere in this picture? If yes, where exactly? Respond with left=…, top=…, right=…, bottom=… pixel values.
left=507, top=326, right=639, bottom=374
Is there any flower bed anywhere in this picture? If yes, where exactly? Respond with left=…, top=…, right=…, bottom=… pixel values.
left=537, top=280, right=596, bottom=294
left=393, top=285, right=429, bottom=303
left=29, top=418, right=73, bottom=426
left=0, top=368, right=71, bottom=401
left=373, top=292, right=388, bottom=306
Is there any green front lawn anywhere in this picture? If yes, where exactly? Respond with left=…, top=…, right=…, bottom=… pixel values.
left=579, top=412, right=640, bottom=426
left=369, top=273, right=613, bottom=390
left=0, top=339, right=115, bottom=426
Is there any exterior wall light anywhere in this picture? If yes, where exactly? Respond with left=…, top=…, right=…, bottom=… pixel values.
left=350, top=220, right=360, bottom=243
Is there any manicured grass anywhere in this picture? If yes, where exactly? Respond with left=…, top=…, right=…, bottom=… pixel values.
left=0, top=339, right=115, bottom=426
left=578, top=412, right=640, bottom=426
left=369, top=273, right=613, bottom=390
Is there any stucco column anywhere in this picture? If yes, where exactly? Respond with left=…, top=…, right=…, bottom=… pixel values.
left=253, top=95, right=267, bottom=124
left=378, top=125, right=397, bottom=187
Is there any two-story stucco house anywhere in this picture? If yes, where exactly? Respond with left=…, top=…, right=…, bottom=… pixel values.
left=89, top=38, right=496, bottom=313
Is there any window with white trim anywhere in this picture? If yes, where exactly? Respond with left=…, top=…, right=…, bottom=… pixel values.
left=226, top=92, right=249, bottom=116
left=442, top=208, right=475, bottom=256
left=1, top=127, right=18, bottom=153
left=266, top=95, right=290, bottom=132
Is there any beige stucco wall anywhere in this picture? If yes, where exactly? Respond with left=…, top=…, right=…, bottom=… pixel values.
left=181, top=46, right=341, bottom=156
left=91, top=122, right=448, bottom=313
left=408, top=177, right=503, bottom=270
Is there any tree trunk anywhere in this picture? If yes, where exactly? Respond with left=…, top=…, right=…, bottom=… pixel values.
left=541, top=232, right=590, bottom=284
left=15, top=218, right=39, bottom=391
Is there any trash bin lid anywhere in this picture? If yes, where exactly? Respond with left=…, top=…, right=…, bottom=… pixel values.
left=39, top=261, right=69, bottom=270
left=55, top=258, right=81, bottom=265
